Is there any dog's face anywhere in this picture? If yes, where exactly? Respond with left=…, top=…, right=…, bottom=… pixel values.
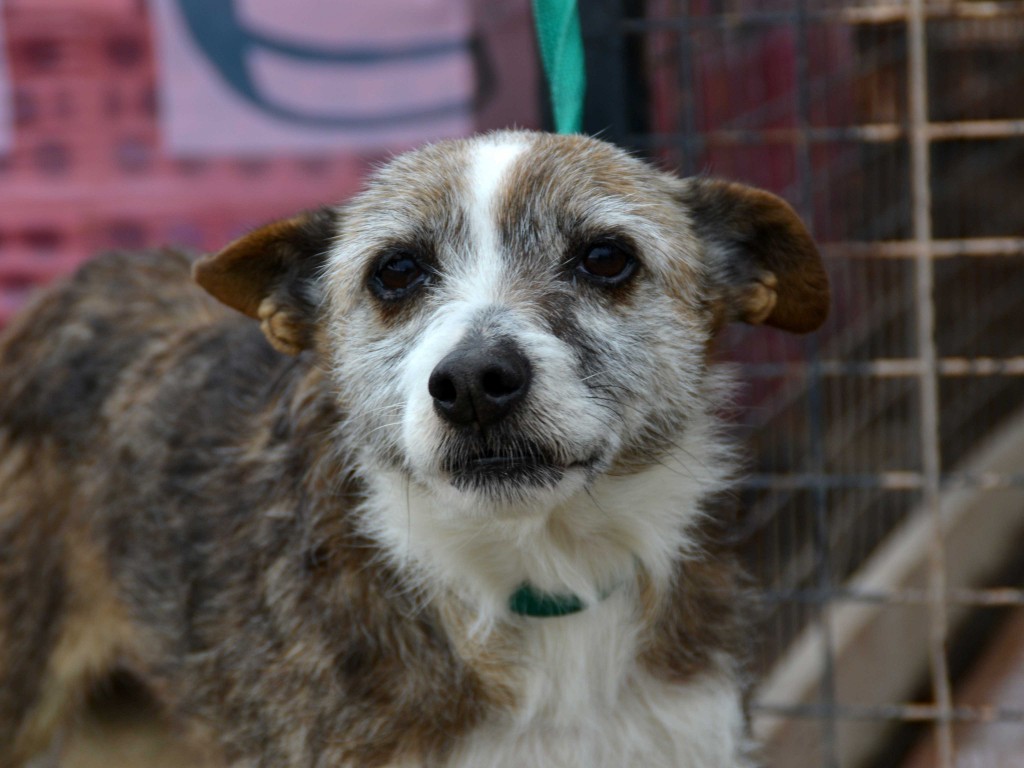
left=194, top=132, right=827, bottom=517
left=325, top=134, right=716, bottom=512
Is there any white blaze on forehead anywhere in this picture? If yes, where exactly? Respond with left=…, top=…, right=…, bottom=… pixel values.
left=460, top=137, right=530, bottom=303
left=398, top=137, right=532, bottom=476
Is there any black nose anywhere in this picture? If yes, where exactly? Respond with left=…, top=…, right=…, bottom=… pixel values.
left=428, top=339, right=531, bottom=428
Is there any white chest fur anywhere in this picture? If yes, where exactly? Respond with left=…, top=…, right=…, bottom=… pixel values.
left=446, top=592, right=750, bottom=768
left=360, top=430, right=749, bottom=767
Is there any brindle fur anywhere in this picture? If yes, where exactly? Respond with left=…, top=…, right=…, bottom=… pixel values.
left=0, top=251, right=497, bottom=766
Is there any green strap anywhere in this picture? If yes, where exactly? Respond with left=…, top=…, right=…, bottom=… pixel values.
left=531, top=0, right=586, bottom=134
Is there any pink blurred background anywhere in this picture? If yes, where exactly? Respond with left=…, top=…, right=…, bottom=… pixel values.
left=0, top=0, right=539, bottom=324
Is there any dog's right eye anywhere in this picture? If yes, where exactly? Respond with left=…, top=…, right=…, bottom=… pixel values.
left=575, top=239, right=638, bottom=287
left=370, top=251, right=429, bottom=299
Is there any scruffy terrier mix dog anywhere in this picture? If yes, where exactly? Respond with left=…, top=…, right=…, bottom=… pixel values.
left=0, top=131, right=827, bottom=767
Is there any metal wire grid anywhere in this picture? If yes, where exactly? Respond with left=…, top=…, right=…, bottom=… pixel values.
left=583, top=1, right=1024, bottom=765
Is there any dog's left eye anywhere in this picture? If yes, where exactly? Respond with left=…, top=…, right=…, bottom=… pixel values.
left=575, top=240, right=637, bottom=286
left=371, top=251, right=429, bottom=299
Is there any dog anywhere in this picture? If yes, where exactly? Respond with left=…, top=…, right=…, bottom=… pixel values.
left=0, top=131, right=828, bottom=767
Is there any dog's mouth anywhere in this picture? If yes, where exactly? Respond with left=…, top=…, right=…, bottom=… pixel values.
left=442, top=444, right=597, bottom=492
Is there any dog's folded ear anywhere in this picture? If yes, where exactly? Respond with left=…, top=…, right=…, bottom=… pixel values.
left=193, top=208, right=337, bottom=355
left=679, top=178, right=829, bottom=334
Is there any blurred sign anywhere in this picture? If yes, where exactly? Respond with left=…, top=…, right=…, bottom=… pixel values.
left=149, top=0, right=479, bottom=155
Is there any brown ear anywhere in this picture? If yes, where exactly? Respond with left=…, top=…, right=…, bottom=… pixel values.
left=193, top=208, right=337, bottom=354
left=680, top=178, right=829, bottom=333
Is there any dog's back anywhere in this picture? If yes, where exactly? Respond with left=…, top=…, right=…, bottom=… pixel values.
left=0, top=249, right=250, bottom=758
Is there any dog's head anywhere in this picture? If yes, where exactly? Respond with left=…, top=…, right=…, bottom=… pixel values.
left=195, top=132, right=827, bottom=518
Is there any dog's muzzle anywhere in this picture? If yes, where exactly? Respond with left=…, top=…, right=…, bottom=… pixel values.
left=428, top=336, right=572, bottom=492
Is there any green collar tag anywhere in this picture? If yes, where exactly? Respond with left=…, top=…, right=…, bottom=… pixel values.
left=509, top=583, right=586, bottom=617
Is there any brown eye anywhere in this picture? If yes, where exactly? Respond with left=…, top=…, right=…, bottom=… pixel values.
left=576, top=240, right=637, bottom=285
left=371, top=251, right=429, bottom=299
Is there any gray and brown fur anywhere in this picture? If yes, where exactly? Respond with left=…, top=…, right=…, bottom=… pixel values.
left=0, top=251, right=496, bottom=765
left=0, top=131, right=827, bottom=767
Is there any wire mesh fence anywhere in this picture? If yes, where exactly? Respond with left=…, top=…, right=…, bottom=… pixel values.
left=580, top=1, right=1024, bottom=765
